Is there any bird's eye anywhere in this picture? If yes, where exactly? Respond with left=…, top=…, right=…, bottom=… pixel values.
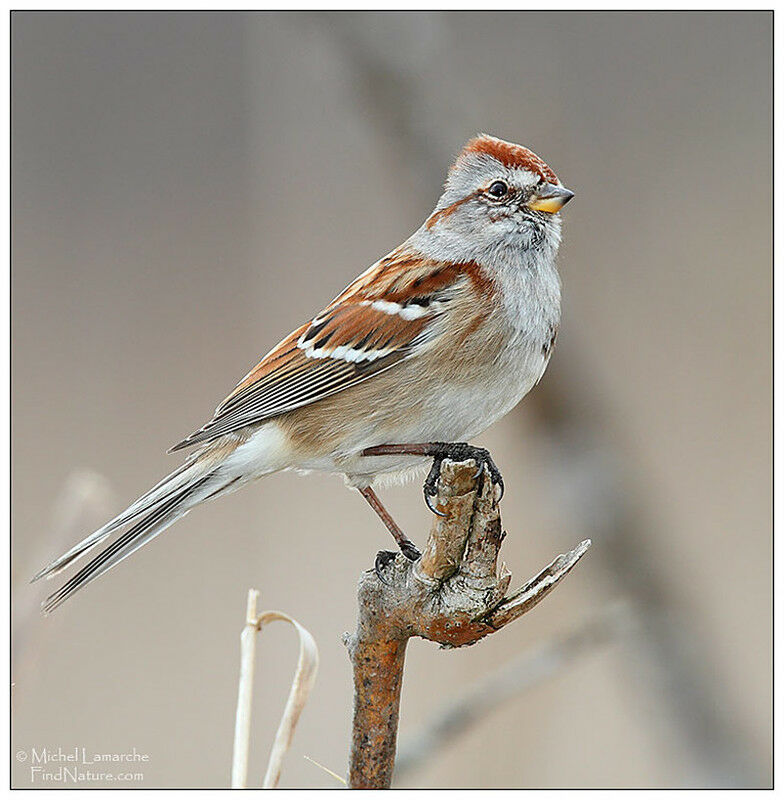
left=487, top=180, right=509, bottom=199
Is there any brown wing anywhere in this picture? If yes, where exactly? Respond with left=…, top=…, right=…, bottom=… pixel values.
left=169, top=250, right=477, bottom=451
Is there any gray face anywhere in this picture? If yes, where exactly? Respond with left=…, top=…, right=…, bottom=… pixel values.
left=433, top=152, right=564, bottom=262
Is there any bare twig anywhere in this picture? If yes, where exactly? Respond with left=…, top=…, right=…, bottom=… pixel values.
left=258, top=611, right=319, bottom=788
left=232, top=590, right=261, bottom=788
left=231, top=589, right=319, bottom=789
left=395, top=602, right=632, bottom=780
left=303, top=755, right=347, bottom=786
left=343, top=458, right=590, bottom=788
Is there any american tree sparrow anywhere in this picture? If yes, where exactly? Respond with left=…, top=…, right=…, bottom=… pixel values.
left=34, top=134, right=573, bottom=612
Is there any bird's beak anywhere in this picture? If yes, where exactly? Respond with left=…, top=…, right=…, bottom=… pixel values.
left=528, top=183, right=575, bottom=213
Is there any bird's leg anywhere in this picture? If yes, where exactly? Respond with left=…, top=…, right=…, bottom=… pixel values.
left=358, top=486, right=422, bottom=565
left=362, top=442, right=504, bottom=516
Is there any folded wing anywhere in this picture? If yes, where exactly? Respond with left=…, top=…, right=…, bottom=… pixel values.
left=170, top=251, right=475, bottom=451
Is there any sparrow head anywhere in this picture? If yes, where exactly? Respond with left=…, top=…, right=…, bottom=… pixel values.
left=425, top=134, right=573, bottom=260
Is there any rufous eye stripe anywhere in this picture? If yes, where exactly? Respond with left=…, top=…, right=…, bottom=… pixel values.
left=425, top=192, right=481, bottom=230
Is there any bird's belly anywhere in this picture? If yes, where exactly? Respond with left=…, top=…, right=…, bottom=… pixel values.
left=327, top=341, right=549, bottom=483
left=399, top=345, right=545, bottom=440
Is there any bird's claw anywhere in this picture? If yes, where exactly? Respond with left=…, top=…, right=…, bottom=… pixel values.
left=374, top=550, right=397, bottom=583
left=425, top=489, right=446, bottom=517
left=374, top=544, right=420, bottom=582
left=400, top=540, right=422, bottom=561
left=422, top=442, right=504, bottom=512
left=473, top=448, right=504, bottom=501
left=424, top=457, right=447, bottom=517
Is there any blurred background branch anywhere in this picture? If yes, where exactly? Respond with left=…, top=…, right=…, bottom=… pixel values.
left=395, top=602, right=632, bottom=782
left=395, top=601, right=631, bottom=781
left=13, top=470, right=115, bottom=677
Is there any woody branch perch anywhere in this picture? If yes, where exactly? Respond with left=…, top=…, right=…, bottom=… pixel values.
left=343, top=458, right=591, bottom=789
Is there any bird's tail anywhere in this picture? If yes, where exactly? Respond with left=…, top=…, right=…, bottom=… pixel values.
left=32, top=447, right=239, bottom=614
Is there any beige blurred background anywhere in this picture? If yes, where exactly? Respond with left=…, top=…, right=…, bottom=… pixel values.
left=11, top=11, right=771, bottom=789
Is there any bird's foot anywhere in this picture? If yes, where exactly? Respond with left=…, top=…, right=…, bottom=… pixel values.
left=374, top=550, right=397, bottom=583
left=400, top=540, right=421, bottom=561
left=362, top=441, right=503, bottom=519
left=423, top=442, right=504, bottom=515
left=373, top=541, right=420, bottom=582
